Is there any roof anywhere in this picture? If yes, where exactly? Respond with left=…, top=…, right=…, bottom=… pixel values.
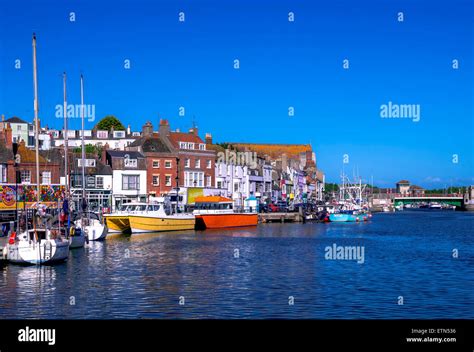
left=194, top=196, right=233, bottom=203
left=0, top=140, right=10, bottom=163
left=409, top=185, right=424, bottom=190
left=106, top=150, right=145, bottom=158
left=205, top=143, right=226, bottom=154
left=5, top=116, right=28, bottom=124
left=397, top=180, right=410, bottom=184
left=228, top=143, right=312, bottom=159
left=129, top=136, right=172, bottom=153
left=168, top=132, right=204, bottom=147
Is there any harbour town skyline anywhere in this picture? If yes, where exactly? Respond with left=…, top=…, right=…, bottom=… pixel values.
left=1, top=0, right=472, bottom=188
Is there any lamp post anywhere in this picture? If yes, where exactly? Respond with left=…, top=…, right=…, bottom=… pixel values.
left=12, top=142, right=19, bottom=232
left=174, top=157, right=180, bottom=214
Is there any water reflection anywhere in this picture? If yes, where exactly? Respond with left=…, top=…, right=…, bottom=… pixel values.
left=0, top=211, right=473, bottom=319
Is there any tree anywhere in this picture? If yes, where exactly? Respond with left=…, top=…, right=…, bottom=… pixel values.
left=95, top=115, right=125, bottom=131
left=73, top=144, right=101, bottom=155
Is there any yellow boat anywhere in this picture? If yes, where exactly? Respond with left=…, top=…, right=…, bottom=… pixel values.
left=127, top=200, right=195, bottom=234
left=104, top=214, right=130, bottom=233
left=103, top=202, right=147, bottom=233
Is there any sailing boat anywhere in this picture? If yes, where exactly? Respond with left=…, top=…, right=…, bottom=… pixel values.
left=7, top=34, right=70, bottom=264
left=62, top=72, right=85, bottom=249
left=73, top=74, right=106, bottom=241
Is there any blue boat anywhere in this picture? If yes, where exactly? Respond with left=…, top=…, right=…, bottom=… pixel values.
left=329, top=213, right=367, bottom=222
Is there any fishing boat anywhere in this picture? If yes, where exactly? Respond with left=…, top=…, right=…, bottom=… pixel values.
left=193, top=196, right=258, bottom=229
left=74, top=74, right=106, bottom=241
left=127, top=198, right=195, bottom=234
left=6, top=34, right=69, bottom=265
left=329, top=211, right=368, bottom=223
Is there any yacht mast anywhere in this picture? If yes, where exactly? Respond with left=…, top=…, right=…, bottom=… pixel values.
left=80, top=74, right=85, bottom=202
left=63, top=72, right=69, bottom=193
left=32, top=34, right=40, bottom=203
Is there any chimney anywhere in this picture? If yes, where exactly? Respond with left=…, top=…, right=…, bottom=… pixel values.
left=282, top=153, right=288, bottom=171
left=5, top=123, right=12, bottom=148
left=102, top=143, right=109, bottom=163
left=127, top=124, right=131, bottom=135
left=158, top=119, right=170, bottom=136
left=205, top=133, right=212, bottom=145
left=142, top=121, right=154, bottom=137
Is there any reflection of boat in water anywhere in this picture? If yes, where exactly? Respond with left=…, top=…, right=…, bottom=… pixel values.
left=128, top=198, right=195, bottom=234
left=193, top=196, right=258, bottom=229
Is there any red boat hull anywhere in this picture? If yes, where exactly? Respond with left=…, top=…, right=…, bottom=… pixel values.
left=196, top=213, right=258, bottom=229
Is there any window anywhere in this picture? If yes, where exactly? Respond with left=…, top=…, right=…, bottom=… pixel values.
left=234, top=183, right=239, bottom=192
left=206, top=175, right=211, bottom=187
left=165, top=175, right=172, bottom=186
left=0, top=164, right=7, bottom=183
left=195, top=159, right=200, bottom=168
left=179, top=142, right=187, bottom=149
left=122, top=175, right=140, bottom=190
left=152, top=160, right=160, bottom=168
left=217, top=181, right=222, bottom=189
left=17, top=125, right=22, bottom=131
left=188, top=142, right=195, bottom=149
left=41, top=171, right=51, bottom=184
left=199, top=144, right=206, bottom=150
left=96, top=176, right=104, bottom=189
left=152, top=175, right=160, bottom=186
left=124, top=158, right=137, bottom=168
left=96, top=130, right=108, bottom=139
left=206, top=160, right=212, bottom=169
left=184, top=158, right=190, bottom=168
left=21, top=170, right=31, bottom=183
left=184, top=171, right=204, bottom=187
left=113, top=131, right=126, bottom=138
left=165, top=160, right=172, bottom=168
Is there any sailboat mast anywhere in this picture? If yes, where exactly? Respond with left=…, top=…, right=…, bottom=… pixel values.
left=80, top=74, right=85, bottom=201
left=32, top=34, right=40, bottom=204
left=63, top=72, right=69, bottom=193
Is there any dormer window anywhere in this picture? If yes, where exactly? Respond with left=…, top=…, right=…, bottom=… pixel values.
left=188, top=142, right=195, bottom=149
left=113, top=131, right=126, bottom=138
left=124, top=158, right=138, bottom=168
left=179, top=142, right=187, bottom=149
left=199, top=144, right=206, bottom=150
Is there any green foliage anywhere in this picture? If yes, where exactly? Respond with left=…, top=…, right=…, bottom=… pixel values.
left=324, top=183, right=339, bottom=193
left=425, top=187, right=466, bottom=194
left=73, top=144, right=102, bottom=156
left=95, top=115, right=125, bottom=131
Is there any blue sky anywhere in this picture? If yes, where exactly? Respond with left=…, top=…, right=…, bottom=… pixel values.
left=0, top=0, right=473, bottom=187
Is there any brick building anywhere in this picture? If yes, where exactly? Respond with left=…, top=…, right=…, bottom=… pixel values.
left=0, top=123, right=60, bottom=185
left=127, top=120, right=216, bottom=196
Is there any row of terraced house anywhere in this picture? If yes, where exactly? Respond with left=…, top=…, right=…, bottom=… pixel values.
left=0, top=115, right=325, bottom=211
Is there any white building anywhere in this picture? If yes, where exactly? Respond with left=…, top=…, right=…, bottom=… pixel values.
left=53, top=128, right=139, bottom=151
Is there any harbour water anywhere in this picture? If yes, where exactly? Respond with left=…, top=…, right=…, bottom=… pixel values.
left=0, top=210, right=472, bottom=319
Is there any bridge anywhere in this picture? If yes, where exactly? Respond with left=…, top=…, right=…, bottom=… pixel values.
left=393, top=196, right=465, bottom=208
